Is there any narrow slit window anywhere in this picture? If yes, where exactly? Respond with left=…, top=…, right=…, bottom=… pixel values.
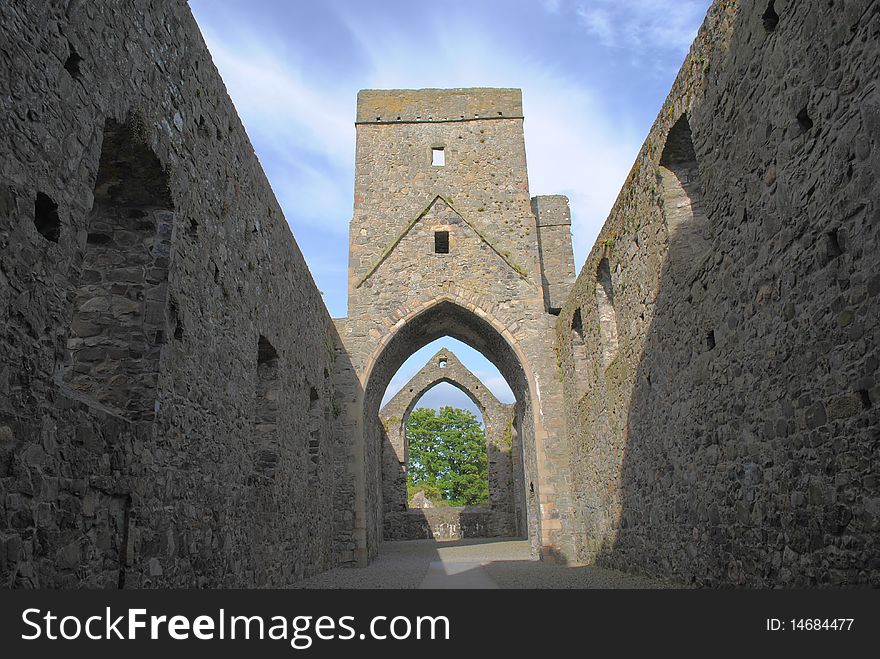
left=571, top=308, right=584, bottom=342
left=762, top=1, right=779, bottom=32
left=569, top=308, right=589, bottom=398
left=595, top=258, right=619, bottom=367
left=254, top=336, right=280, bottom=477
left=432, top=147, right=445, bottom=166
left=64, top=45, right=83, bottom=79
left=434, top=230, right=449, bottom=254
left=308, top=387, right=321, bottom=484
left=34, top=192, right=60, bottom=242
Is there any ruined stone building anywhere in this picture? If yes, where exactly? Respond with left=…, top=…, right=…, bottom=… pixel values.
left=0, top=0, right=877, bottom=588
left=336, top=88, right=575, bottom=563
left=379, top=348, right=522, bottom=541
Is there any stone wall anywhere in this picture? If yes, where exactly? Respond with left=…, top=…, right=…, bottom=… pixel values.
left=379, top=348, right=523, bottom=539
left=533, top=195, right=576, bottom=313
left=4, top=0, right=874, bottom=590
left=339, top=88, right=578, bottom=563
left=0, top=0, right=358, bottom=587
left=383, top=508, right=498, bottom=542
left=556, top=0, right=880, bottom=586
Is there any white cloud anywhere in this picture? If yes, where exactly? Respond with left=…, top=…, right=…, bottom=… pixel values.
left=473, top=373, right=515, bottom=404
left=198, top=27, right=355, bottom=233
left=200, top=28, right=353, bottom=160
left=192, top=0, right=688, bottom=271
left=336, top=14, right=640, bottom=269
left=521, top=84, right=637, bottom=269
left=190, top=1, right=707, bottom=408
left=575, top=0, right=707, bottom=53
left=577, top=7, right=616, bottom=46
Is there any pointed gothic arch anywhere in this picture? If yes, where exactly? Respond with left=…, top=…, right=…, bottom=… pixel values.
left=379, top=348, right=523, bottom=538
left=657, top=114, right=710, bottom=278
left=352, top=296, right=547, bottom=558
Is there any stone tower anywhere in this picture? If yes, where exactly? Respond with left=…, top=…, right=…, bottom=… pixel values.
left=336, top=88, right=577, bottom=563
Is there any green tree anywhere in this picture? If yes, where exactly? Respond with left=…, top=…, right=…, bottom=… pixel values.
left=406, top=406, right=489, bottom=506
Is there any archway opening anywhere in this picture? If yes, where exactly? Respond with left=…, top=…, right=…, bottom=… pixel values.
left=63, top=116, right=174, bottom=421
left=657, top=114, right=709, bottom=278
left=378, top=339, right=525, bottom=541
left=382, top=337, right=514, bottom=408
left=405, top=382, right=489, bottom=509
left=362, top=301, right=538, bottom=553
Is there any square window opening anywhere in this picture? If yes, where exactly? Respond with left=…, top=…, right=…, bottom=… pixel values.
left=432, top=147, right=445, bottom=167
left=434, top=230, right=449, bottom=254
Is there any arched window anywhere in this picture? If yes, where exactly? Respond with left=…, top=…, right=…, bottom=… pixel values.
left=307, top=386, right=325, bottom=485
left=762, top=1, right=779, bottom=32
left=658, top=114, right=709, bottom=276
left=404, top=383, right=488, bottom=508
left=568, top=307, right=591, bottom=396
left=64, top=117, right=173, bottom=420
left=377, top=337, right=525, bottom=540
left=595, top=257, right=619, bottom=368
left=254, top=335, right=280, bottom=476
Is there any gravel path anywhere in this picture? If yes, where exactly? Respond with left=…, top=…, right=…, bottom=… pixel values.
left=293, top=538, right=673, bottom=589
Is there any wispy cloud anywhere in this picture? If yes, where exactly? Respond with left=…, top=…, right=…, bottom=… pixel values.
left=190, top=0, right=709, bottom=407
left=333, top=11, right=641, bottom=268
left=198, top=26, right=355, bottom=233
left=577, top=7, right=616, bottom=45
left=191, top=0, right=708, bottom=272
left=575, top=0, right=707, bottom=53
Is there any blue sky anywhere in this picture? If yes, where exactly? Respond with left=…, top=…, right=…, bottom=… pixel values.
left=188, top=0, right=712, bottom=414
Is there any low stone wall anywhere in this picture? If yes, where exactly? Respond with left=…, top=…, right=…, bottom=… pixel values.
left=383, top=508, right=518, bottom=541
